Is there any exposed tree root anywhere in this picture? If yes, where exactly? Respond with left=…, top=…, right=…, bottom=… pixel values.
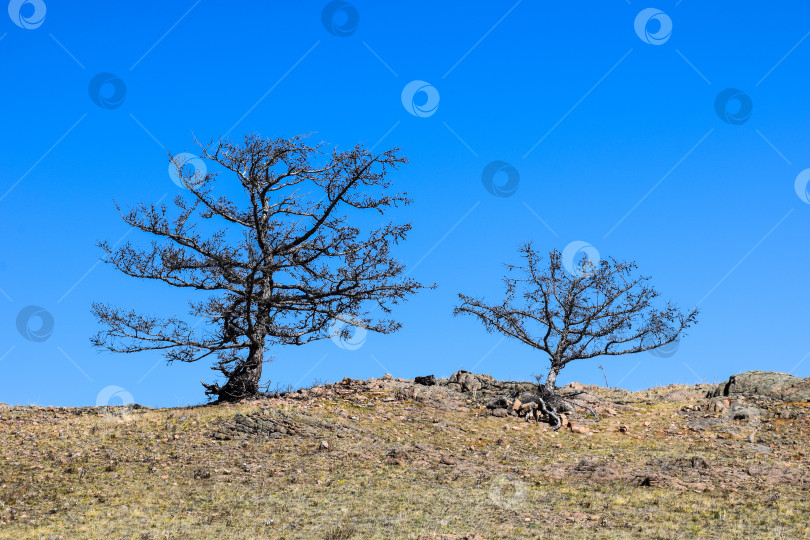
left=512, top=387, right=601, bottom=430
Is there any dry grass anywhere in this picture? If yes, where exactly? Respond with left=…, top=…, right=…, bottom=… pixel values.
left=0, top=382, right=808, bottom=539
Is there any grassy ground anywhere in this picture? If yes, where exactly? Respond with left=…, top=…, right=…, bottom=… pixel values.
left=0, top=379, right=807, bottom=539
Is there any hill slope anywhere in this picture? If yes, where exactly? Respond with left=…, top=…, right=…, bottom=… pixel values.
left=1, top=373, right=808, bottom=539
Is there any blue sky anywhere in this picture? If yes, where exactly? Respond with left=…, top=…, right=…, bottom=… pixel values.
left=1, top=1, right=809, bottom=407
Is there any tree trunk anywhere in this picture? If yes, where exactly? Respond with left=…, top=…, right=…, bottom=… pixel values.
left=217, top=343, right=264, bottom=403
left=544, top=365, right=560, bottom=393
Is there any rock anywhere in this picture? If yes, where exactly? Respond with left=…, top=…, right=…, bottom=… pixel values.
left=575, top=458, right=602, bottom=471
left=686, top=417, right=732, bottom=431
left=448, top=370, right=482, bottom=393
left=663, top=389, right=698, bottom=401
left=491, top=408, right=508, bottom=418
left=214, top=409, right=360, bottom=441
left=414, top=375, right=436, bottom=386
left=731, top=407, right=763, bottom=421
left=706, top=398, right=729, bottom=413
left=319, top=440, right=329, bottom=451
left=382, top=373, right=393, bottom=380
left=636, top=475, right=669, bottom=488
left=570, top=424, right=589, bottom=434
left=711, top=371, right=810, bottom=402
left=512, top=398, right=522, bottom=411
left=439, top=455, right=456, bottom=465
left=557, top=401, right=576, bottom=413
left=486, top=397, right=510, bottom=410
left=384, top=448, right=409, bottom=465
left=748, top=444, right=773, bottom=454
left=676, top=456, right=710, bottom=469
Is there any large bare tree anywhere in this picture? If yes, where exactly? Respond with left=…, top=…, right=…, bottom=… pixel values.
left=92, top=134, right=427, bottom=403
left=455, top=243, right=697, bottom=393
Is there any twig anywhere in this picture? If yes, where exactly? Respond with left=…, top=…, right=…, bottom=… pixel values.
left=598, top=364, right=610, bottom=388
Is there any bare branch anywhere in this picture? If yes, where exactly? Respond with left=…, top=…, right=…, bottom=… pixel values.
left=455, top=243, right=697, bottom=392
left=93, top=134, right=427, bottom=402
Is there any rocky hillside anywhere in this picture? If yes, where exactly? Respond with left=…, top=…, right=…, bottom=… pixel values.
left=0, top=371, right=808, bottom=539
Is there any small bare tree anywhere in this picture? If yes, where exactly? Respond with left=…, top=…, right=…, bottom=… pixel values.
left=454, top=243, right=697, bottom=393
left=92, top=134, right=427, bottom=403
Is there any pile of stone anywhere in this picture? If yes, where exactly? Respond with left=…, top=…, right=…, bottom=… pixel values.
left=265, top=370, right=540, bottom=411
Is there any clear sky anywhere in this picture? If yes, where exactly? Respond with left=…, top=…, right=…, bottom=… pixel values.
left=1, top=1, right=809, bottom=407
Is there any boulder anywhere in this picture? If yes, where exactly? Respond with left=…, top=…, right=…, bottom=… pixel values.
left=570, top=423, right=589, bottom=434
left=710, top=371, right=810, bottom=402
left=486, top=397, right=510, bottom=410
left=414, top=375, right=436, bottom=386
left=448, top=370, right=482, bottom=393
left=730, top=406, right=763, bottom=421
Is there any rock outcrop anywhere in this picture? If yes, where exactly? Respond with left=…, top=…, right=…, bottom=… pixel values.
left=213, top=408, right=362, bottom=441
left=710, top=371, right=810, bottom=402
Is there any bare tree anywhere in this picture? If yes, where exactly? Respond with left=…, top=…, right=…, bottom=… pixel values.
left=454, top=243, right=697, bottom=393
left=92, top=134, right=427, bottom=403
